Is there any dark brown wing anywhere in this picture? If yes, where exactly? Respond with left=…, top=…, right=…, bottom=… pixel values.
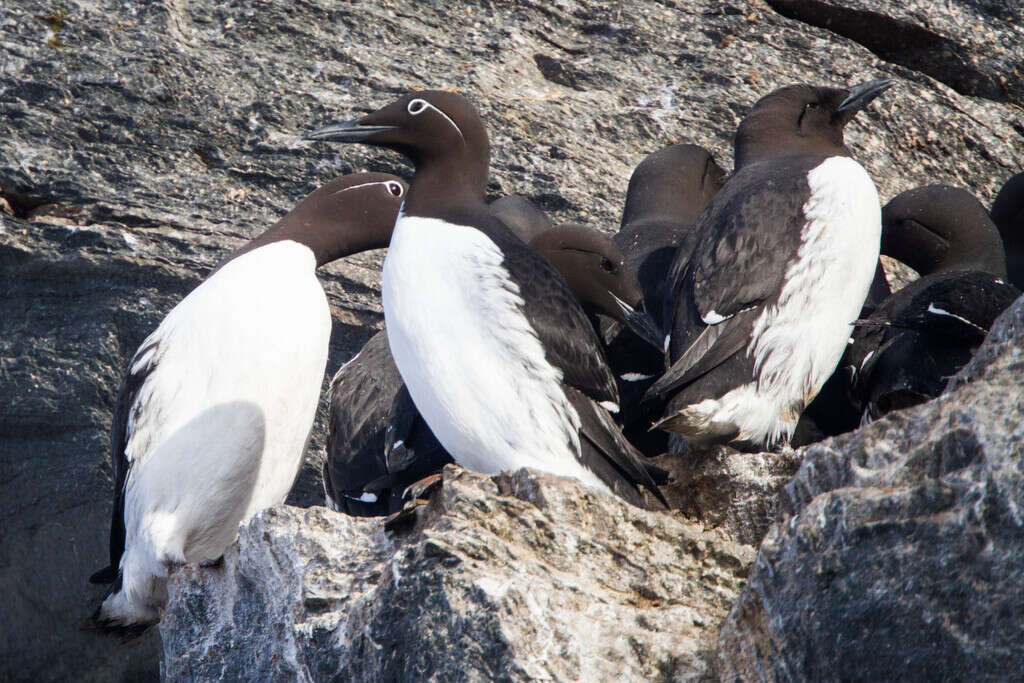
left=89, top=337, right=160, bottom=584
left=651, top=159, right=817, bottom=398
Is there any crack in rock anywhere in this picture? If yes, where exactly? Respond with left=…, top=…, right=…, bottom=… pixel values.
left=766, top=0, right=1017, bottom=104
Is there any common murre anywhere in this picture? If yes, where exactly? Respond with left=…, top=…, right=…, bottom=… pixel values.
left=307, top=91, right=666, bottom=507
left=89, top=173, right=406, bottom=629
left=323, top=220, right=663, bottom=516
left=609, top=144, right=726, bottom=456
left=990, top=171, right=1024, bottom=290
left=647, top=79, right=892, bottom=449
left=847, top=184, right=1019, bottom=422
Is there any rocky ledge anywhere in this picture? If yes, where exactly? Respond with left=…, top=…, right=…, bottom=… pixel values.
left=161, top=276, right=1024, bottom=681
left=717, top=295, right=1024, bottom=680
left=161, top=467, right=754, bottom=680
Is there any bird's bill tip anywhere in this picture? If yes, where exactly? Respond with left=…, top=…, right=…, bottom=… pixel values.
left=837, top=78, right=893, bottom=113
left=612, top=294, right=665, bottom=351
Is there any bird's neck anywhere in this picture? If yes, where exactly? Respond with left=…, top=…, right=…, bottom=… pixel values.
left=224, top=210, right=392, bottom=270
left=403, top=152, right=490, bottom=218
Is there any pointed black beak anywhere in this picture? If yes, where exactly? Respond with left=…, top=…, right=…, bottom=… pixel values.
left=304, top=120, right=398, bottom=143
left=612, top=294, right=665, bottom=352
left=837, top=78, right=893, bottom=113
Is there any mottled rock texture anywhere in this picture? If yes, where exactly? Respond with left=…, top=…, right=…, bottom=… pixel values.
left=716, top=296, right=1024, bottom=680
left=161, top=467, right=755, bottom=680
left=2, top=0, right=1022, bottom=679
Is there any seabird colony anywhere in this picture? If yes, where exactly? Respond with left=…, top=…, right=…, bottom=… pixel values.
left=89, top=79, right=1021, bottom=630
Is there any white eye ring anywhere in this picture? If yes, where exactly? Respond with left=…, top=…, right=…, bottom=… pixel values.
left=385, top=181, right=404, bottom=197
left=407, top=98, right=428, bottom=115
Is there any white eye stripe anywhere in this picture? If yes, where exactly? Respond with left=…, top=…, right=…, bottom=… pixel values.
left=406, top=97, right=465, bottom=141
left=330, top=181, right=404, bottom=197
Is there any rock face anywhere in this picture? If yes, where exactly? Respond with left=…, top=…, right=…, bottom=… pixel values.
left=161, top=467, right=755, bottom=680
left=765, top=0, right=1024, bottom=105
left=716, top=296, right=1024, bottom=680
left=2, top=0, right=1023, bottom=679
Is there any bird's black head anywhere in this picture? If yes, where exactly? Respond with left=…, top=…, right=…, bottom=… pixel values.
left=882, top=184, right=1006, bottom=278
left=990, top=171, right=1024, bottom=289
left=529, top=225, right=662, bottom=349
left=620, top=144, right=726, bottom=227
left=734, top=79, right=892, bottom=169
left=223, top=172, right=407, bottom=269
left=305, top=91, right=490, bottom=203
left=489, top=195, right=553, bottom=244
left=991, top=172, right=1024, bottom=232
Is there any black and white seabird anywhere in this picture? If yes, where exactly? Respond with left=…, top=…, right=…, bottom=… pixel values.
left=605, top=144, right=726, bottom=456
left=89, top=172, right=407, bottom=629
left=990, top=171, right=1024, bottom=290
left=646, top=79, right=892, bottom=449
left=793, top=183, right=1008, bottom=443
left=846, top=184, right=1019, bottom=421
left=323, top=221, right=660, bottom=516
left=307, top=91, right=666, bottom=508
left=322, top=330, right=447, bottom=517
left=882, top=184, right=1008, bottom=279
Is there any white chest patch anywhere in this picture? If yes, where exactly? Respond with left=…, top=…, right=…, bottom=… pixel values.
left=382, top=215, right=606, bottom=490
left=730, top=156, right=881, bottom=445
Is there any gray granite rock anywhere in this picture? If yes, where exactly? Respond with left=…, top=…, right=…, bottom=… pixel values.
left=2, top=0, right=1023, bottom=679
left=716, top=294, right=1024, bottom=680
left=161, top=466, right=755, bottom=681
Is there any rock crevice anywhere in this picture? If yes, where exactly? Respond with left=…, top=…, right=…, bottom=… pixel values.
left=765, top=0, right=1023, bottom=105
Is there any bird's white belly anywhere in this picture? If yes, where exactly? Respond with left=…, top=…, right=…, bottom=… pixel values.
left=382, top=215, right=587, bottom=479
left=124, top=241, right=330, bottom=564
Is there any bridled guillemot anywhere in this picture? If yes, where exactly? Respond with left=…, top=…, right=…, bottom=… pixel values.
left=89, top=173, right=406, bottom=629
left=324, top=221, right=662, bottom=515
left=307, top=91, right=666, bottom=507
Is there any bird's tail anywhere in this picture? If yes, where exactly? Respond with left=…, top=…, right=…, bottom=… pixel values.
left=85, top=561, right=164, bottom=637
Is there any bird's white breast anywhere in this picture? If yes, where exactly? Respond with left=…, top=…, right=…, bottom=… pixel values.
left=124, top=240, right=330, bottom=559
left=382, top=215, right=602, bottom=486
left=741, top=155, right=881, bottom=443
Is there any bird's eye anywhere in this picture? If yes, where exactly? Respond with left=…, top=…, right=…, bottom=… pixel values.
left=407, top=99, right=428, bottom=115
left=386, top=181, right=404, bottom=197
left=600, top=257, right=615, bottom=273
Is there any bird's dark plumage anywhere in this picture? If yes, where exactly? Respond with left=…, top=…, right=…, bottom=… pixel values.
left=606, top=145, right=726, bottom=457
left=841, top=183, right=1020, bottom=423
left=322, top=332, right=449, bottom=516
left=489, top=195, right=553, bottom=245
left=322, top=218, right=651, bottom=516
left=89, top=338, right=160, bottom=586
left=616, top=144, right=726, bottom=335
left=849, top=271, right=1019, bottom=421
left=651, top=157, right=818, bottom=397
left=882, top=185, right=1006, bottom=278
